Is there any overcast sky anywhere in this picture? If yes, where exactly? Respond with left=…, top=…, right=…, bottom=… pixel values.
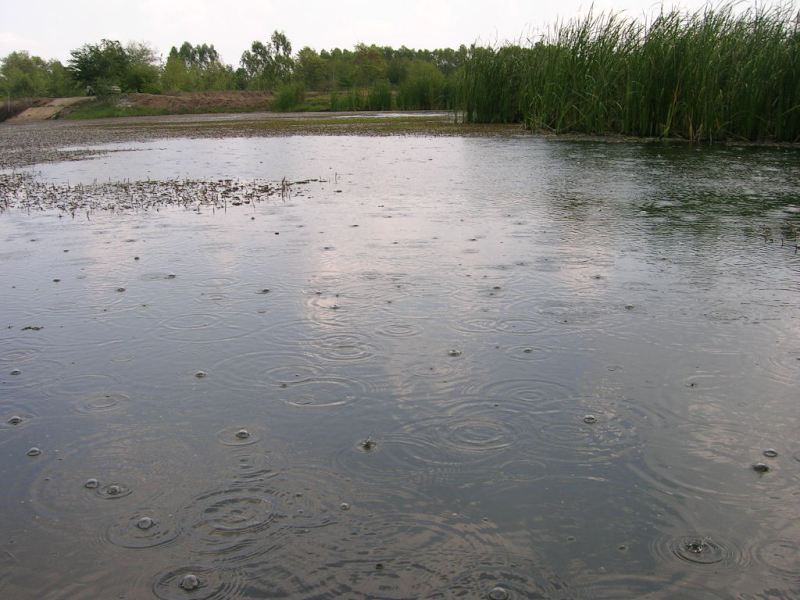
left=0, top=0, right=768, bottom=64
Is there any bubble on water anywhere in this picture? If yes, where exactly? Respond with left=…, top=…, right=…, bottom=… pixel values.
left=116, top=287, right=126, bottom=293
left=7, top=415, right=23, bottom=425
left=84, top=478, right=100, bottom=489
left=195, top=371, right=207, bottom=378
left=762, top=449, right=778, bottom=458
left=671, top=537, right=727, bottom=565
left=583, top=415, right=598, bottom=424
left=27, top=447, right=41, bottom=457
left=180, top=574, right=200, bottom=591
left=447, top=349, right=462, bottom=357
left=216, top=426, right=263, bottom=447
left=340, top=502, right=350, bottom=511
left=752, top=463, right=770, bottom=473
left=10, top=369, right=21, bottom=376
left=106, top=509, right=180, bottom=549
left=488, top=586, right=510, bottom=600
left=96, top=482, right=132, bottom=499
left=152, top=565, right=244, bottom=600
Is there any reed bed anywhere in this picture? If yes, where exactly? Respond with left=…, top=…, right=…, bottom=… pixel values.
left=460, top=4, right=800, bottom=142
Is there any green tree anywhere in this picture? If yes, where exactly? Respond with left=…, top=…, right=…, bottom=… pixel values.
left=124, top=42, right=161, bottom=93
left=240, top=31, right=294, bottom=90
left=0, top=51, right=50, bottom=97
left=68, top=39, right=130, bottom=94
left=353, top=44, right=387, bottom=86
left=296, top=47, right=326, bottom=90
left=163, top=42, right=233, bottom=92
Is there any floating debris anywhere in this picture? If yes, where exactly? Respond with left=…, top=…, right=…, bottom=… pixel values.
left=359, top=437, right=377, bottom=451
left=0, top=173, right=320, bottom=213
left=753, top=463, right=770, bottom=473
left=21, top=326, right=43, bottom=331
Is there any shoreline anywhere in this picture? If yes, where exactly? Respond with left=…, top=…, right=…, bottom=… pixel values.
left=2, top=111, right=798, bottom=170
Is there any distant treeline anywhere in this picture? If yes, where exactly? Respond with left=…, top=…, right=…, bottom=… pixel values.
left=0, top=35, right=466, bottom=111
left=2, top=3, right=799, bottom=141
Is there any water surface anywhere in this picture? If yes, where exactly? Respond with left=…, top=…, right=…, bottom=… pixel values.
left=1, top=135, right=799, bottom=599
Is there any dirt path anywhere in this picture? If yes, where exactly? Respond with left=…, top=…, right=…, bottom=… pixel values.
left=6, top=97, right=93, bottom=123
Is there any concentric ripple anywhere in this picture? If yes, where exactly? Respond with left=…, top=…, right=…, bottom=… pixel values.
left=650, top=534, right=743, bottom=567
left=431, top=554, right=570, bottom=599
left=105, top=507, right=180, bottom=548
left=75, top=391, right=130, bottom=414
left=527, top=398, right=640, bottom=465
left=216, top=426, right=264, bottom=447
left=333, top=401, right=528, bottom=482
left=182, top=486, right=277, bottom=552
left=374, top=321, right=424, bottom=338
left=154, top=311, right=264, bottom=343
left=300, top=331, right=378, bottom=363
left=152, top=566, right=245, bottom=600
left=753, top=539, right=800, bottom=579
left=27, top=424, right=195, bottom=527
left=238, top=503, right=523, bottom=599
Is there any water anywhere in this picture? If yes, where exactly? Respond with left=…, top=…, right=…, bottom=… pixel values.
left=1, top=135, right=799, bottom=599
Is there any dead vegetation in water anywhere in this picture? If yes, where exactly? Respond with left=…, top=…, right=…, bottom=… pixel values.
left=0, top=172, right=319, bottom=214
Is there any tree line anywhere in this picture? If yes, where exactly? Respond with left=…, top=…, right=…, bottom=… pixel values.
left=0, top=32, right=467, bottom=109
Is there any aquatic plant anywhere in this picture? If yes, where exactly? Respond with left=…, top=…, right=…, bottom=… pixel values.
left=273, top=82, right=306, bottom=111
left=460, top=3, right=800, bottom=142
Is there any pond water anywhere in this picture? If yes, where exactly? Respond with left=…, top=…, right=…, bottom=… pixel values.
left=1, top=135, right=799, bottom=599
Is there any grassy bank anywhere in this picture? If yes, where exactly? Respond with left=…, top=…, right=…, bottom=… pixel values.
left=461, top=4, right=800, bottom=142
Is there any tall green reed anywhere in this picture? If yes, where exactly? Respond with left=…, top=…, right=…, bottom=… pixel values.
left=460, top=4, right=800, bottom=142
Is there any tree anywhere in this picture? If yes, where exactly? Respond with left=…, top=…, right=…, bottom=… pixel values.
left=0, top=52, right=79, bottom=98
left=68, top=40, right=130, bottom=94
left=353, top=44, right=387, bottom=86
left=0, top=51, right=50, bottom=97
left=240, top=31, right=294, bottom=90
left=296, top=47, right=326, bottom=90
left=163, top=42, right=233, bottom=92
left=124, top=42, right=161, bottom=93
